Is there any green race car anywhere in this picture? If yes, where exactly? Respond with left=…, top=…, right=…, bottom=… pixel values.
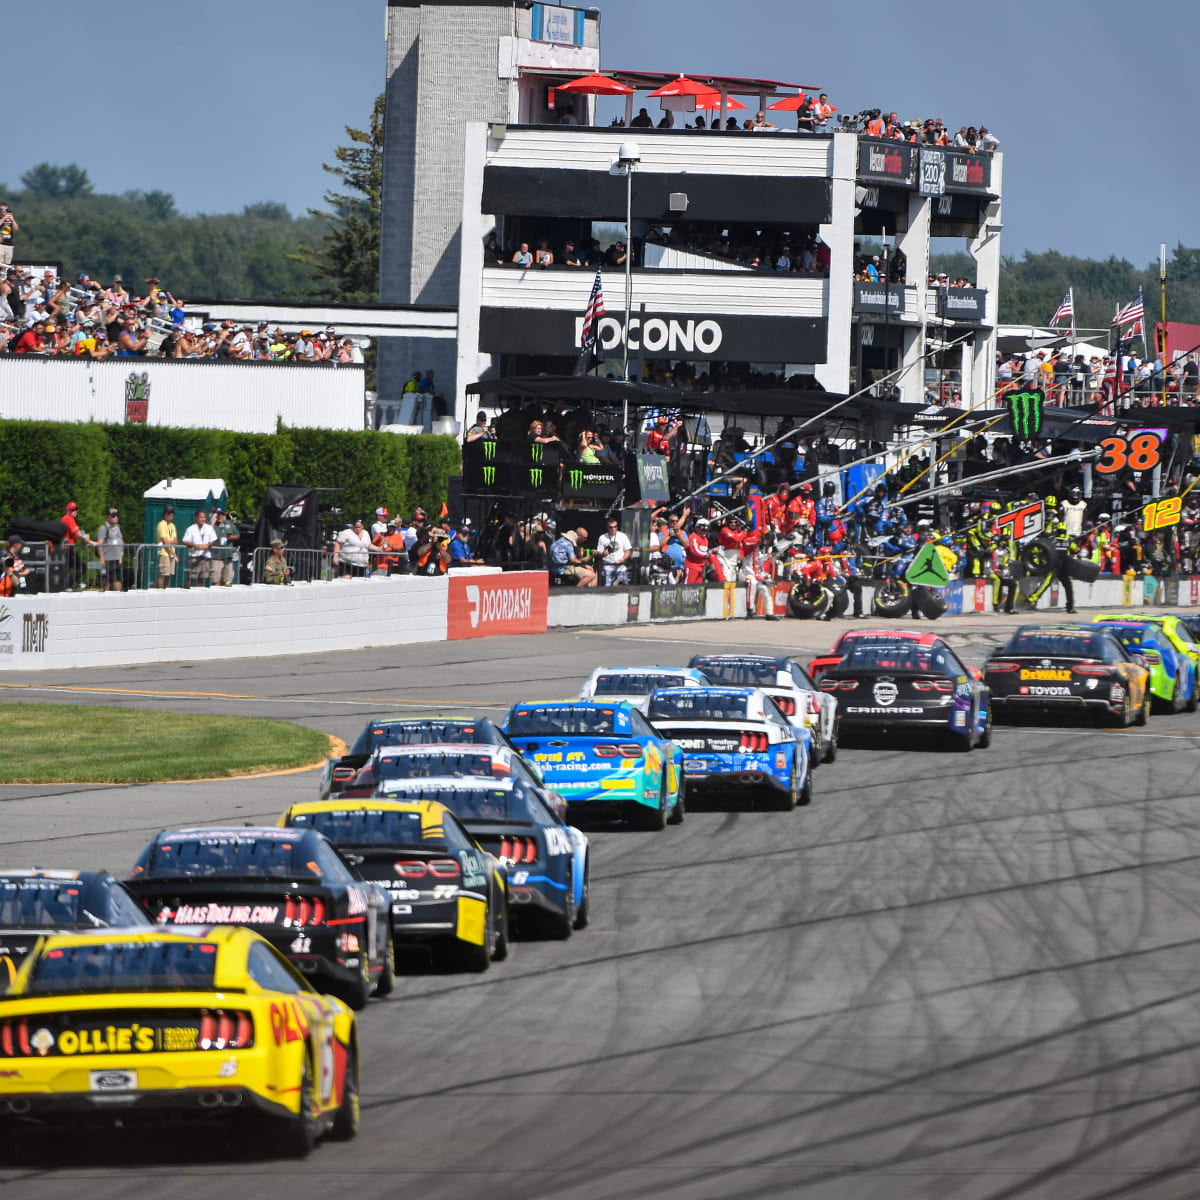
left=1093, top=619, right=1199, bottom=713
left=1093, top=613, right=1200, bottom=674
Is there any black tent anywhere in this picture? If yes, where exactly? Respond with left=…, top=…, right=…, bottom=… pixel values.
left=254, top=485, right=322, bottom=553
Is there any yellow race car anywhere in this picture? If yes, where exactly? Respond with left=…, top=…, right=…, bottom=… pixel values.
left=0, top=925, right=358, bottom=1156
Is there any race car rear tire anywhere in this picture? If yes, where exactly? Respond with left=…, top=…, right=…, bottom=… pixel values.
left=788, top=582, right=831, bottom=619
left=1065, top=556, right=1101, bottom=583
left=372, top=937, right=395, bottom=998
left=667, top=774, right=686, bottom=824
left=873, top=581, right=911, bottom=618
left=822, top=720, right=838, bottom=764
left=1107, top=693, right=1132, bottom=728
left=797, top=761, right=814, bottom=808
left=1135, top=689, right=1149, bottom=726
left=1021, top=538, right=1063, bottom=574
left=638, top=784, right=668, bottom=831
left=544, top=869, right=576, bottom=940
left=329, top=1045, right=360, bottom=1142
left=775, top=763, right=798, bottom=811
left=457, top=909, right=494, bottom=972
left=340, top=953, right=372, bottom=1012
left=492, top=897, right=509, bottom=961
left=274, top=1054, right=317, bottom=1158
left=826, top=586, right=850, bottom=619
left=1188, top=678, right=1199, bottom=713
left=977, top=704, right=992, bottom=749
left=574, top=865, right=591, bottom=930
left=914, top=586, right=946, bottom=620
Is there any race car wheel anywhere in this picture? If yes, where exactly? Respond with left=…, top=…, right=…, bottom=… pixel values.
left=873, top=580, right=911, bottom=618
left=372, top=936, right=395, bottom=998
left=667, top=774, right=686, bottom=824
left=826, top=585, right=850, bottom=619
left=1021, top=538, right=1061, bottom=574
left=638, top=782, right=668, bottom=831
left=914, top=586, right=947, bottom=620
left=788, top=582, right=831, bottom=619
left=341, top=953, right=372, bottom=1012
left=1107, top=693, right=1132, bottom=728
left=329, top=1044, right=360, bottom=1142
left=573, top=865, right=591, bottom=930
left=1188, top=677, right=1199, bottom=714
left=977, top=704, right=992, bottom=749
left=492, top=895, right=509, bottom=962
left=1172, top=677, right=1185, bottom=715
left=275, top=1053, right=317, bottom=1158
left=798, top=760, right=814, bottom=808
left=545, top=868, right=576, bottom=940
left=1135, top=689, right=1150, bottom=726
left=822, top=719, right=838, bottom=764
left=776, top=761, right=798, bottom=811
left=1064, top=556, right=1101, bottom=583
left=458, top=909, right=494, bottom=972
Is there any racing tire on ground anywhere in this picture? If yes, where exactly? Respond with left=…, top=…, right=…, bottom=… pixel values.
left=1135, top=689, right=1150, bottom=726
left=638, top=783, right=668, bottom=832
left=822, top=720, right=838, bottom=764
left=340, top=952, right=372, bottom=1012
left=573, top=866, right=590, bottom=930
left=1021, top=538, right=1062, bottom=575
left=667, top=774, right=686, bottom=824
left=873, top=581, right=911, bottom=618
left=274, top=1054, right=317, bottom=1158
left=492, top=898, right=509, bottom=961
left=914, top=586, right=946, bottom=620
left=1064, top=556, right=1101, bottom=583
left=977, top=704, right=992, bottom=749
left=826, top=586, right=850, bottom=619
left=788, top=582, right=831, bottom=620
left=329, top=1045, right=360, bottom=1142
left=372, top=937, right=395, bottom=998
left=1107, top=693, right=1132, bottom=728
left=797, top=761, right=814, bottom=808
left=775, top=763, right=798, bottom=812
left=544, top=869, right=576, bottom=940
left=1188, top=679, right=1199, bottom=714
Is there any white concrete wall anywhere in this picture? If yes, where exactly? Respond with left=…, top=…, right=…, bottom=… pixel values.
left=0, top=357, right=364, bottom=433
left=0, top=577, right=448, bottom=671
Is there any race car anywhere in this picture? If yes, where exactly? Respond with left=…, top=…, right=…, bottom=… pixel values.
left=319, top=717, right=512, bottom=800
left=278, top=799, right=509, bottom=970
left=984, top=623, right=1151, bottom=726
left=354, top=778, right=588, bottom=938
left=330, top=742, right=544, bottom=801
left=644, top=687, right=813, bottom=809
left=0, top=925, right=358, bottom=1155
left=818, top=631, right=991, bottom=750
left=578, top=666, right=712, bottom=713
left=688, top=653, right=835, bottom=762
left=125, top=827, right=393, bottom=1010
left=1094, top=619, right=1198, bottom=713
left=1092, top=613, right=1200, bottom=674
left=503, top=700, right=685, bottom=830
left=807, top=628, right=927, bottom=683
left=0, top=870, right=151, bottom=987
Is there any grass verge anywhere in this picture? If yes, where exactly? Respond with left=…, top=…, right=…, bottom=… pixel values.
left=0, top=702, right=332, bottom=784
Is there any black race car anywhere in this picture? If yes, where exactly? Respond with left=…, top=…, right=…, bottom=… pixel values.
left=0, top=869, right=151, bottom=985
left=984, top=624, right=1152, bottom=726
left=125, top=826, right=393, bottom=1010
left=818, top=629, right=992, bottom=751
left=320, top=718, right=512, bottom=800
left=365, top=778, right=590, bottom=938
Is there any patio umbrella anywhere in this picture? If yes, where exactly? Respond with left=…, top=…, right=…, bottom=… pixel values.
left=647, top=76, right=718, bottom=98
left=695, top=94, right=747, bottom=111
left=555, top=72, right=634, bottom=96
left=767, top=92, right=810, bottom=111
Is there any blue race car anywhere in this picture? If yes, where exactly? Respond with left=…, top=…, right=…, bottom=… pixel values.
left=504, top=700, right=685, bottom=830
left=1094, top=619, right=1198, bottom=714
left=365, top=777, right=589, bottom=937
left=645, top=687, right=813, bottom=810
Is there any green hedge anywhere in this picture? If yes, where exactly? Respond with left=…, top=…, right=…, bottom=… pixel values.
left=0, top=422, right=460, bottom=537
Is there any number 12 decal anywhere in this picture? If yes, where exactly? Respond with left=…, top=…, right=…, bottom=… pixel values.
left=1144, top=497, right=1182, bottom=531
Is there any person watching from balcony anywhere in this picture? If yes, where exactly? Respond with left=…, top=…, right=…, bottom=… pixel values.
left=466, top=411, right=496, bottom=443
left=577, top=430, right=601, bottom=465
left=813, top=93, right=834, bottom=127
left=751, top=110, right=776, bottom=131
left=630, top=107, right=653, bottom=128
left=978, top=127, right=999, bottom=152
left=512, top=242, right=533, bottom=267
left=535, top=238, right=554, bottom=268
left=484, top=232, right=505, bottom=265
left=863, top=109, right=884, bottom=136
left=562, top=241, right=582, bottom=266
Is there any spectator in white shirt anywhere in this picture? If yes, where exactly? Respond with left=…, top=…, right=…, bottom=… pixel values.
left=596, top=518, right=633, bottom=586
left=181, top=510, right=218, bottom=588
left=333, top=520, right=372, bottom=578
left=978, top=127, right=999, bottom=152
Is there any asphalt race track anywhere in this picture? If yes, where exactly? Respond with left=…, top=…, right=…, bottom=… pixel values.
left=4, top=610, right=1200, bottom=1199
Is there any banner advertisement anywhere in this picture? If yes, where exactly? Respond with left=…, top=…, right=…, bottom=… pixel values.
left=853, top=283, right=906, bottom=316
left=940, top=287, right=987, bottom=322
left=857, top=139, right=916, bottom=185
left=448, top=572, right=548, bottom=641
left=650, top=585, right=706, bottom=621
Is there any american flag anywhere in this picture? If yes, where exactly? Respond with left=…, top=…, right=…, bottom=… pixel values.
left=579, top=269, right=605, bottom=351
left=1114, top=287, right=1144, bottom=327
left=1049, top=289, right=1073, bottom=326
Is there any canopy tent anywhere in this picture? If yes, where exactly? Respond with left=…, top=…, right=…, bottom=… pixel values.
left=554, top=72, right=634, bottom=97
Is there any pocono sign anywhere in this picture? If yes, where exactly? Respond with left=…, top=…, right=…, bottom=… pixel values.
left=448, top=571, right=548, bottom=641
left=572, top=315, right=723, bottom=355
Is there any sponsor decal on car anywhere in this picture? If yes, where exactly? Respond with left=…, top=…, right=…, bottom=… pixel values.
left=157, top=903, right=280, bottom=925
left=1019, top=685, right=1072, bottom=697
left=873, top=681, right=898, bottom=706
left=1020, top=668, right=1071, bottom=681
left=845, top=706, right=924, bottom=715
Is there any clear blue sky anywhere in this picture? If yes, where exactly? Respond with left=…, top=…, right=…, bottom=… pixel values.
left=6, top=0, right=1194, bottom=267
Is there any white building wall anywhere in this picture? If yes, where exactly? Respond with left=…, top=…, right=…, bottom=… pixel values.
left=816, top=132, right=856, bottom=395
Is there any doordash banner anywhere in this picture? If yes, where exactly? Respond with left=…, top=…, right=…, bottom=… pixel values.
left=448, top=571, right=548, bottom=641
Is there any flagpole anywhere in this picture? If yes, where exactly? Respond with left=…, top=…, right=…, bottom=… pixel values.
left=1160, top=242, right=1168, bottom=405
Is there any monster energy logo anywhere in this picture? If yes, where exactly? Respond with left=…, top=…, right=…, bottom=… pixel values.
left=482, top=466, right=496, bottom=486
left=568, top=470, right=583, bottom=491
left=529, top=468, right=543, bottom=488
left=530, top=444, right=544, bottom=463
left=1007, top=388, right=1044, bottom=438
left=482, top=441, right=497, bottom=460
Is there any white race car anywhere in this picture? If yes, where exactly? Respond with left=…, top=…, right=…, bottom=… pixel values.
left=688, top=653, right=839, bottom=763
left=578, top=666, right=713, bottom=714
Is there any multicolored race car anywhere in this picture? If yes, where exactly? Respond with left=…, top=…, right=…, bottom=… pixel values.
left=276, top=799, right=510, bottom=971
left=818, top=631, right=991, bottom=750
left=0, top=869, right=151, bottom=986
left=125, top=827, right=394, bottom=1010
left=504, top=700, right=685, bottom=830
left=1093, top=613, right=1200, bottom=675
left=0, top=926, right=359, bottom=1156
left=985, top=623, right=1150, bottom=726
left=1092, top=619, right=1197, bottom=713
left=644, top=687, right=813, bottom=809
left=353, top=779, right=588, bottom=938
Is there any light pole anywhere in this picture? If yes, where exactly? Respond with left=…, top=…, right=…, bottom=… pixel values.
left=616, top=141, right=640, bottom=436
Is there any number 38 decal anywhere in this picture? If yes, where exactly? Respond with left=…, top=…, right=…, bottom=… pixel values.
left=1097, top=434, right=1161, bottom=475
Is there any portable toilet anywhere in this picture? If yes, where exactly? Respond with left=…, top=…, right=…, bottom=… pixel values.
left=142, top=478, right=228, bottom=588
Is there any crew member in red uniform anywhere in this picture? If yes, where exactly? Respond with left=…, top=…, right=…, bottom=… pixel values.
left=741, top=530, right=779, bottom=620
left=60, top=500, right=95, bottom=590
left=684, top=519, right=711, bottom=584
left=781, top=483, right=816, bottom=538
left=764, top=482, right=791, bottom=531
left=646, top=415, right=679, bottom=456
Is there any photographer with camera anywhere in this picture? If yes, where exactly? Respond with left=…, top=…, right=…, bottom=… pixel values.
left=0, top=205, right=17, bottom=266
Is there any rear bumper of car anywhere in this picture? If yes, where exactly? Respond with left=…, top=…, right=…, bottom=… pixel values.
left=837, top=711, right=953, bottom=730
left=552, top=778, right=654, bottom=809
left=507, top=880, right=568, bottom=915
left=991, top=695, right=1118, bottom=713
left=0, top=1084, right=291, bottom=1125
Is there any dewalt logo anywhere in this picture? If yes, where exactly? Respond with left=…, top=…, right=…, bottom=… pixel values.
left=1007, top=388, right=1044, bottom=439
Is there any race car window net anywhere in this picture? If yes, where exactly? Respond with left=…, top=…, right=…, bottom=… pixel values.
left=691, top=660, right=777, bottom=686
left=1006, top=632, right=1111, bottom=660
left=27, top=941, right=219, bottom=995
left=374, top=751, right=499, bottom=780
left=648, top=693, right=750, bottom=721
left=145, top=838, right=306, bottom=879
left=354, top=721, right=478, bottom=754
left=508, top=707, right=624, bottom=736
left=291, top=808, right=447, bottom=850
left=838, top=642, right=958, bottom=678
left=593, top=673, right=687, bottom=696
left=0, top=880, right=88, bottom=927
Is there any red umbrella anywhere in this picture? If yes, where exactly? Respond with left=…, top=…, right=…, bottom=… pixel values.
left=555, top=72, right=634, bottom=96
left=767, top=93, right=810, bottom=112
left=695, top=94, right=747, bottom=111
left=647, top=75, right=718, bottom=98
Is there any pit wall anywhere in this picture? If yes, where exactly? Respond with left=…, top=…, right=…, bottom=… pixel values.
left=0, top=571, right=1190, bottom=671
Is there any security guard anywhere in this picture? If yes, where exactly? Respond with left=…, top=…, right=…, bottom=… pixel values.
left=210, top=506, right=240, bottom=587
